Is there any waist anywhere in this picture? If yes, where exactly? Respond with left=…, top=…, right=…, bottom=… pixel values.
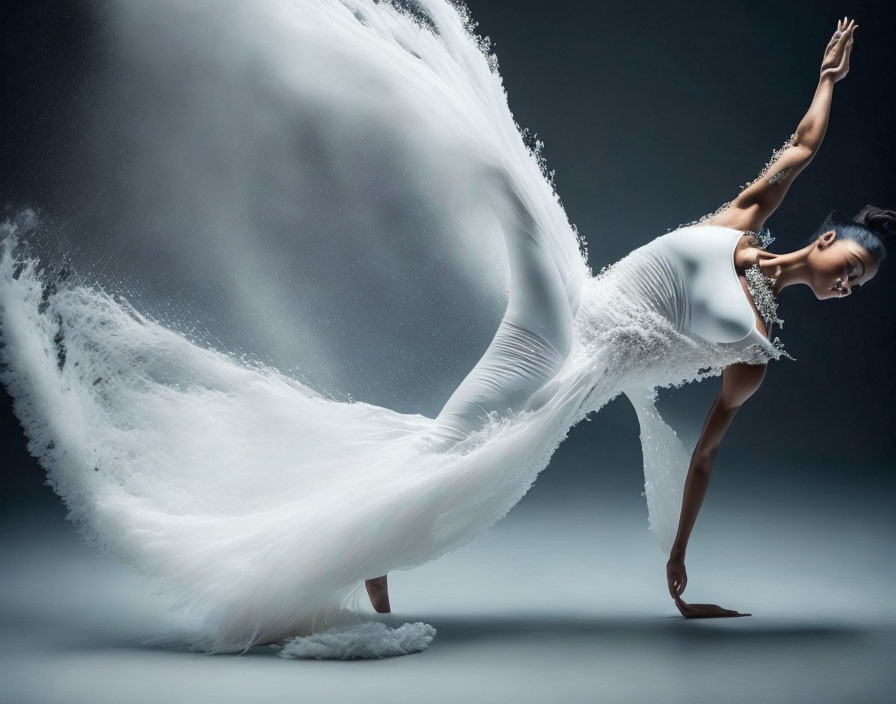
left=616, top=246, right=690, bottom=331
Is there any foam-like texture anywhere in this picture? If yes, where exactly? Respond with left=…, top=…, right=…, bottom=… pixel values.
left=278, top=622, right=436, bottom=660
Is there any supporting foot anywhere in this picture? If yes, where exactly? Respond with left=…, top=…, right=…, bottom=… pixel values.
left=365, top=575, right=391, bottom=613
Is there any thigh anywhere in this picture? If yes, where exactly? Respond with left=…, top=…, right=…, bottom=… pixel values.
left=421, top=171, right=575, bottom=449
left=501, top=181, right=574, bottom=356
left=423, top=318, right=568, bottom=448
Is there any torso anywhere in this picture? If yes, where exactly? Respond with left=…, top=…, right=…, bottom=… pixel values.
left=631, top=224, right=775, bottom=349
left=572, top=223, right=790, bottom=397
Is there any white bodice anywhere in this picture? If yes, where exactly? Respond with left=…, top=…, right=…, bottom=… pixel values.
left=622, top=224, right=778, bottom=355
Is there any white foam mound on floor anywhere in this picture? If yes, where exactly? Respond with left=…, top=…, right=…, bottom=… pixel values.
left=277, top=622, right=436, bottom=660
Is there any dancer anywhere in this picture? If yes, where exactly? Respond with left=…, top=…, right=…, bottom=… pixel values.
left=0, top=4, right=890, bottom=656
left=366, top=16, right=881, bottom=618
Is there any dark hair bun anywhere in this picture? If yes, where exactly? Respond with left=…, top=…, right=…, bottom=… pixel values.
left=853, top=205, right=896, bottom=244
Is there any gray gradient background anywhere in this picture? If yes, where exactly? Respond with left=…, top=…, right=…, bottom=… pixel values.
left=1, top=1, right=894, bottom=702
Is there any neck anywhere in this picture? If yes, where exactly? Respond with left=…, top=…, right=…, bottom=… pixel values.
left=755, top=245, right=815, bottom=297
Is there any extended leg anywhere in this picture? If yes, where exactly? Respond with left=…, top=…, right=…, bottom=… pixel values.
left=420, top=178, right=575, bottom=451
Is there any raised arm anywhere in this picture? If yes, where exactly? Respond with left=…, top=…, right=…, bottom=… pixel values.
left=665, top=361, right=767, bottom=616
left=705, top=18, right=858, bottom=233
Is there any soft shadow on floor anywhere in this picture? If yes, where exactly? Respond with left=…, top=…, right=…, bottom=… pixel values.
left=6, top=611, right=886, bottom=667
left=382, top=612, right=875, bottom=650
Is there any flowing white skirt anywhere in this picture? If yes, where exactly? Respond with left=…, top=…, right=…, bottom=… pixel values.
left=0, top=209, right=607, bottom=654
left=0, top=0, right=785, bottom=658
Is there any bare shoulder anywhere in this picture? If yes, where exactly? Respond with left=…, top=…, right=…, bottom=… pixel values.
left=720, top=362, right=767, bottom=410
left=701, top=203, right=766, bottom=235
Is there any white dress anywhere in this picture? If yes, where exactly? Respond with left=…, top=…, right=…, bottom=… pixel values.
left=422, top=222, right=783, bottom=451
left=0, top=213, right=789, bottom=655
left=0, top=1, right=791, bottom=656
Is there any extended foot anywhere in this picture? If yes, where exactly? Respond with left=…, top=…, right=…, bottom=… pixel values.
left=365, top=575, right=391, bottom=613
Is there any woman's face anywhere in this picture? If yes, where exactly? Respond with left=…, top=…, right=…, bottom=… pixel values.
left=807, top=230, right=879, bottom=299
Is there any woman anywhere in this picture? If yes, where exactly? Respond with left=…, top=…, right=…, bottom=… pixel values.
left=365, top=16, right=888, bottom=619
left=0, top=6, right=890, bottom=656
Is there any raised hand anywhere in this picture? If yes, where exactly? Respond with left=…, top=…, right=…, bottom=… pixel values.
left=821, top=16, right=857, bottom=82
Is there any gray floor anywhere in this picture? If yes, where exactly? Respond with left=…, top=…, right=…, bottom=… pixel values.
left=1, top=481, right=894, bottom=704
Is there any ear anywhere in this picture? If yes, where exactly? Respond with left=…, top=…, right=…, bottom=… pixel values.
left=816, top=229, right=837, bottom=249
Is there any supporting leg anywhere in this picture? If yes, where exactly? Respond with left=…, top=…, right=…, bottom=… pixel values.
left=365, top=575, right=391, bottom=613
